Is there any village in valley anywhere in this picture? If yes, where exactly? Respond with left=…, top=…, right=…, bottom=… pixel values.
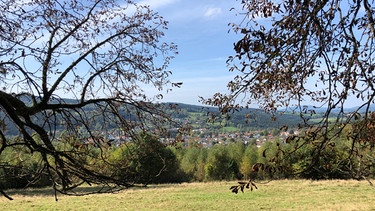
left=102, top=103, right=306, bottom=149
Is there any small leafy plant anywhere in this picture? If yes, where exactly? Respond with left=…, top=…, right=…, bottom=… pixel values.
left=229, top=180, right=257, bottom=194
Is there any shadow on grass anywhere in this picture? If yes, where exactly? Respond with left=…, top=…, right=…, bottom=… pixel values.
left=5, top=185, right=126, bottom=198
left=4, top=183, right=176, bottom=198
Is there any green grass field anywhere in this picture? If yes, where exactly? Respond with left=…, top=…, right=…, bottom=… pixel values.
left=0, top=180, right=374, bottom=210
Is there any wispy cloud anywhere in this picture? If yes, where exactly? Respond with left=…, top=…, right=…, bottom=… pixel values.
left=204, top=7, right=222, bottom=18
left=138, top=0, right=178, bottom=9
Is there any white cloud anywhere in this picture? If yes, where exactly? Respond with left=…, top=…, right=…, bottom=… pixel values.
left=138, top=0, right=178, bottom=9
left=204, top=7, right=222, bottom=18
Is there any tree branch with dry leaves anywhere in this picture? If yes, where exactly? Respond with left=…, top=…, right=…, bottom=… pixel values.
left=0, top=0, right=181, bottom=200
left=202, top=0, right=375, bottom=187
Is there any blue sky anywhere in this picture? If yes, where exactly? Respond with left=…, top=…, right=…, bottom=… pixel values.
left=138, top=0, right=243, bottom=105
left=140, top=0, right=369, bottom=109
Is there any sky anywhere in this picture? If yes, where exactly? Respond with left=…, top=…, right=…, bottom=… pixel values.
left=136, top=0, right=244, bottom=105
left=138, top=0, right=371, bottom=109
left=7, top=0, right=367, bottom=108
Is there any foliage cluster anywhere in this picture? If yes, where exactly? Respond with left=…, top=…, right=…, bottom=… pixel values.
left=2, top=119, right=375, bottom=191
left=175, top=136, right=373, bottom=182
left=0, top=133, right=185, bottom=190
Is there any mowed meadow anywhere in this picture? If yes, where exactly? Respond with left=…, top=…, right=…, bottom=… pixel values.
left=0, top=180, right=374, bottom=211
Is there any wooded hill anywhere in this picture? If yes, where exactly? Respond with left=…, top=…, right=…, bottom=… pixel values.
left=2, top=98, right=362, bottom=136
left=167, top=103, right=321, bottom=131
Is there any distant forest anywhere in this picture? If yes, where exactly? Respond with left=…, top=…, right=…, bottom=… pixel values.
left=2, top=99, right=360, bottom=136
left=168, top=103, right=320, bottom=131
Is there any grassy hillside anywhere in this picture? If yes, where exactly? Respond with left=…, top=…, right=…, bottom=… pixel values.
left=1, top=180, right=374, bottom=210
